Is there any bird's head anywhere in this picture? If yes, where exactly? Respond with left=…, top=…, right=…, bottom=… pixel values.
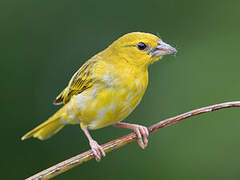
left=107, top=32, right=177, bottom=67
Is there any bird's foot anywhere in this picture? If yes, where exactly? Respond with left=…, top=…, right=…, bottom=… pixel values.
left=132, top=125, right=149, bottom=149
left=89, top=140, right=105, bottom=162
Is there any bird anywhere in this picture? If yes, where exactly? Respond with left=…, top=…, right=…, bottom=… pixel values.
left=22, top=32, right=177, bottom=161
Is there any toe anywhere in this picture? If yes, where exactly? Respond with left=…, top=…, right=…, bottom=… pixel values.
left=96, top=148, right=102, bottom=160
left=144, top=126, right=149, bottom=137
left=135, top=127, right=142, bottom=139
left=138, top=139, right=145, bottom=149
left=134, top=125, right=149, bottom=149
left=96, top=143, right=106, bottom=157
left=135, top=127, right=144, bottom=149
left=140, top=126, right=149, bottom=147
left=90, top=140, right=104, bottom=161
left=92, top=148, right=101, bottom=161
left=100, top=147, right=106, bottom=157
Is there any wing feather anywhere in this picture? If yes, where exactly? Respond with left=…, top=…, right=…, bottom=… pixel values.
left=54, top=60, right=97, bottom=105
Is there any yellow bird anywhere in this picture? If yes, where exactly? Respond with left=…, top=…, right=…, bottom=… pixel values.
left=22, top=32, right=177, bottom=161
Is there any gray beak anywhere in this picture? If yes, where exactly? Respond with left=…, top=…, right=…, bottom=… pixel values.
left=151, top=41, right=177, bottom=57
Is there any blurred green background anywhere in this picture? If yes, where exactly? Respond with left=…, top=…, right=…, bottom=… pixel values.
left=1, top=0, right=240, bottom=179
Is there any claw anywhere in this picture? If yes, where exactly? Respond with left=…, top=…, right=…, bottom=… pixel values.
left=89, top=140, right=105, bottom=162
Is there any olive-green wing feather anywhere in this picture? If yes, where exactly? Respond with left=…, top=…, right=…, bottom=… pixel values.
left=54, top=60, right=97, bottom=105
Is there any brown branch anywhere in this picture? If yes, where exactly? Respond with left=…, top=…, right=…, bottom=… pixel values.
left=26, top=101, right=240, bottom=180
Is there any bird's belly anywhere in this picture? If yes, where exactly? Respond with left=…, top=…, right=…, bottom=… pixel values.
left=69, top=85, right=145, bottom=130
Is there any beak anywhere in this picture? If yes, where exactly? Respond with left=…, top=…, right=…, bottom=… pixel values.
left=151, top=41, right=177, bottom=57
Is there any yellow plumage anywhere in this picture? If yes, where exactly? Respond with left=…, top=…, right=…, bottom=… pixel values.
left=22, top=107, right=65, bottom=140
left=22, top=32, right=176, bottom=160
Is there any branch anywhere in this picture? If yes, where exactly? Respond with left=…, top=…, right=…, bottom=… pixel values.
left=26, top=101, right=240, bottom=180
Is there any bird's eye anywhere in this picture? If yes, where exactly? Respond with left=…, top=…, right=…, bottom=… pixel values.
left=137, top=42, right=147, bottom=50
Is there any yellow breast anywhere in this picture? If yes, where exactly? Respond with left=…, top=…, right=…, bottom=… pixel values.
left=67, top=62, right=149, bottom=130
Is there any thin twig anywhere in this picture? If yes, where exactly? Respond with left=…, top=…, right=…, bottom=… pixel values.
left=26, top=101, right=240, bottom=180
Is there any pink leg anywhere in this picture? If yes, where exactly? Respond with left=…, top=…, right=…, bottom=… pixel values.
left=114, top=122, right=149, bottom=149
left=82, top=126, right=106, bottom=162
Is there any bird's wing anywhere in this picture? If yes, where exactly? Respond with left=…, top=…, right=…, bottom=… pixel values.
left=54, top=60, right=97, bottom=105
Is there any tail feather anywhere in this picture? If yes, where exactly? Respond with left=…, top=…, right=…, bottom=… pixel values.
left=22, top=108, right=65, bottom=140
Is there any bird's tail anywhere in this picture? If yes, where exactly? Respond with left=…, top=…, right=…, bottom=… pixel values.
left=21, top=107, right=66, bottom=141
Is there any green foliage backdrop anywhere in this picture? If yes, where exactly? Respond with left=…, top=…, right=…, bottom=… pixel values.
left=1, top=0, right=240, bottom=179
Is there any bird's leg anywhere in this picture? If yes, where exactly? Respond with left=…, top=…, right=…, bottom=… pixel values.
left=82, top=126, right=105, bottom=162
left=114, top=122, right=149, bottom=149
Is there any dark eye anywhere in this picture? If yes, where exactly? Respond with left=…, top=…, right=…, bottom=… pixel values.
left=137, top=42, right=147, bottom=50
